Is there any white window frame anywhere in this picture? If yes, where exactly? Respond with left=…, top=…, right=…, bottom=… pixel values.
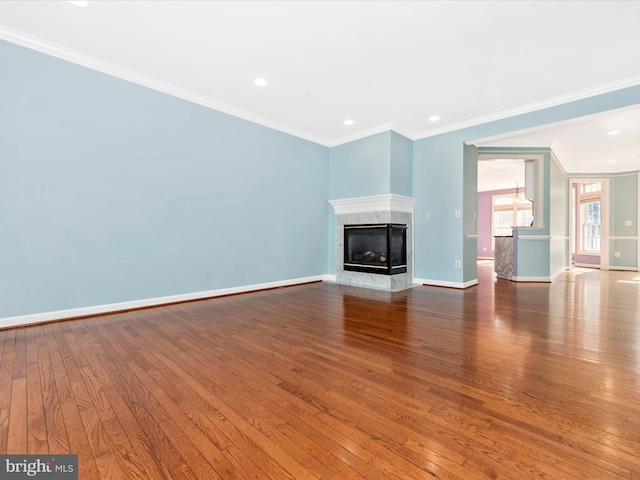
left=491, top=193, right=533, bottom=250
left=578, top=182, right=602, bottom=255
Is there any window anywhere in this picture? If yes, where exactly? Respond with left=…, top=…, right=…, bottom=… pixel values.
left=491, top=193, right=533, bottom=249
left=579, top=182, right=601, bottom=253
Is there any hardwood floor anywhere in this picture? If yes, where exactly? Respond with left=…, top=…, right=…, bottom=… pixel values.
left=1, top=264, right=640, bottom=479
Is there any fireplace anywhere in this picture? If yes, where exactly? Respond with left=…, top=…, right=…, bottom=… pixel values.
left=344, top=223, right=407, bottom=275
left=330, top=194, right=416, bottom=290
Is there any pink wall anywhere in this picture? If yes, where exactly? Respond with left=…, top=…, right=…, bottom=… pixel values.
left=477, top=188, right=517, bottom=258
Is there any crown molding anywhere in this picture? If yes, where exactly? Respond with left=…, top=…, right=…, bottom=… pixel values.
left=0, top=26, right=329, bottom=146
left=414, top=74, right=640, bottom=140
left=329, top=194, right=417, bottom=215
left=388, top=123, right=414, bottom=141
left=549, top=140, right=569, bottom=176
left=568, top=169, right=640, bottom=177
left=327, top=123, right=394, bottom=147
left=328, top=122, right=415, bottom=147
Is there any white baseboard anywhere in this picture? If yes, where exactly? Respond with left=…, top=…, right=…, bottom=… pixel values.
left=414, top=277, right=478, bottom=289
left=550, top=268, right=568, bottom=281
left=609, top=266, right=639, bottom=271
left=511, top=276, right=552, bottom=282
left=573, top=263, right=600, bottom=269
left=510, top=267, right=568, bottom=283
left=0, top=275, right=330, bottom=330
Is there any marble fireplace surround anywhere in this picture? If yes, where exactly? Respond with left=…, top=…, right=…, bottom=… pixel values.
left=329, top=194, right=417, bottom=291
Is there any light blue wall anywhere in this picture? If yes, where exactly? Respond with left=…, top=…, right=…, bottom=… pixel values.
left=0, top=40, right=329, bottom=318
left=327, top=131, right=393, bottom=274
left=610, top=174, right=638, bottom=236
left=329, top=131, right=391, bottom=200
left=390, top=131, right=413, bottom=196
left=413, top=132, right=466, bottom=283
left=514, top=233, right=551, bottom=278
left=463, top=144, right=478, bottom=283
left=609, top=174, right=638, bottom=268
left=610, top=239, right=638, bottom=268
left=329, top=130, right=413, bottom=199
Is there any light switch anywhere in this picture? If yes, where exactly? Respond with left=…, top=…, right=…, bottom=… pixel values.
left=426, top=212, right=431, bottom=220
left=455, top=210, right=461, bottom=218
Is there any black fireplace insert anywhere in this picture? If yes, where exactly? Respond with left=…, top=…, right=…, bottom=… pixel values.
left=344, top=223, right=407, bottom=275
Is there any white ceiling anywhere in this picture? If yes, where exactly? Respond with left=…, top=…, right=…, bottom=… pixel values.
left=477, top=159, right=526, bottom=193
left=1, top=0, right=640, bottom=185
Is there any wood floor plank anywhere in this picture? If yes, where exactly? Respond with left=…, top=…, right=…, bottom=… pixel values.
left=0, top=329, right=6, bottom=356
left=0, top=329, right=16, bottom=411
left=60, top=400, right=100, bottom=480
left=12, top=328, right=26, bottom=380
left=54, top=324, right=116, bottom=470
left=26, top=360, right=48, bottom=453
left=36, top=324, right=71, bottom=454
left=6, top=377, right=26, bottom=454
left=0, top=408, right=9, bottom=453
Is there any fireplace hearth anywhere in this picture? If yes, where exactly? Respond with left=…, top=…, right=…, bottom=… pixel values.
left=344, top=223, right=407, bottom=275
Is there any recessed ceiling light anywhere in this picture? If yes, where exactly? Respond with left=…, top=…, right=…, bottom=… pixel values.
left=607, top=130, right=620, bottom=136
left=428, top=115, right=440, bottom=122
left=253, top=77, right=268, bottom=87
left=344, top=119, right=354, bottom=126
left=68, top=0, right=88, bottom=6
left=607, top=159, right=617, bottom=164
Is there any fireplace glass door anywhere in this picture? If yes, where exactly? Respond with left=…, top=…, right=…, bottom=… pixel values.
left=344, top=224, right=407, bottom=275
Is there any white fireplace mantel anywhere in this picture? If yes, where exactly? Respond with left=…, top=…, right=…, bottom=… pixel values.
left=329, top=194, right=417, bottom=215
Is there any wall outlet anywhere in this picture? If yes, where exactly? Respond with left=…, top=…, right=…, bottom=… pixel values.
left=625, top=220, right=632, bottom=226
left=455, top=210, right=461, bottom=218
left=615, top=251, right=621, bottom=258
left=482, top=247, right=487, bottom=252
left=454, top=260, right=461, bottom=268
left=426, top=212, right=431, bottom=220
left=473, top=211, right=477, bottom=220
